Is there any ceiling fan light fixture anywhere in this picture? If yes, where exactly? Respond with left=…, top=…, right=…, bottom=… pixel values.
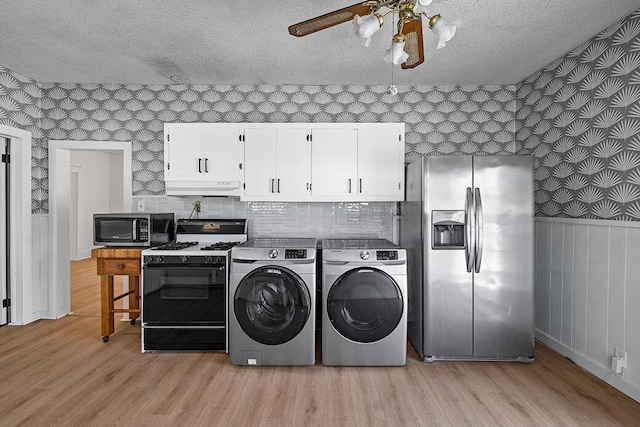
left=288, top=1, right=460, bottom=70
left=353, top=13, right=384, bottom=47
left=383, top=35, right=409, bottom=65
left=429, top=14, right=460, bottom=49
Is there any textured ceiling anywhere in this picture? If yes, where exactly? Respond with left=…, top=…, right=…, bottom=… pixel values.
left=1, top=1, right=639, bottom=86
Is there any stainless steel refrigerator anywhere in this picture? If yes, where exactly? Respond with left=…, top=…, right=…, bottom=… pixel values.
left=400, top=155, right=535, bottom=362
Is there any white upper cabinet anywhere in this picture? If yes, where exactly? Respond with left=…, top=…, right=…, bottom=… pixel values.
left=310, top=124, right=404, bottom=201
left=164, top=123, right=243, bottom=196
left=311, top=128, right=358, bottom=199
left=356, top=127, right=404, bottom=200
left=163, top=123, right=404, bottom=201
left=243, top=127, right=311, bottom=201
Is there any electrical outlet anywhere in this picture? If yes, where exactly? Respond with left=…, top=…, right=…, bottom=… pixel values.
left=137, top=200, right=145, bottom=212
left=611, top=347, right=627, bottom=374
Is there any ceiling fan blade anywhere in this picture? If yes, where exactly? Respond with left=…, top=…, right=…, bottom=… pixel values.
left=288, top=3, right=374, bottom=37
left=401, top=19, right=425, bottom=69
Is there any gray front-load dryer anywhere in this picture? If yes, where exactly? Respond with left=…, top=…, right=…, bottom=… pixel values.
left=229, top=238, right=317, bottom=366
left=322, top=239, right=407, bottom=366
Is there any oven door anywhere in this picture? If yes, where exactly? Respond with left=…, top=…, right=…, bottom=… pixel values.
left=143, top=265, right=226, bottom=325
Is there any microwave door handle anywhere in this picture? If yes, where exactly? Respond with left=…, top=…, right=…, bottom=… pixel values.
left=474, top=187, right=484, bottom=273
left=465, top=187, right=475, bottom=273
left=132, top=218, right=139, bottom=241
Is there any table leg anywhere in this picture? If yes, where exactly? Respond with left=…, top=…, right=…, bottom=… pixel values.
left=101, top=275, right=115, bottom=342
left=128, top=275, right=140, bottom=324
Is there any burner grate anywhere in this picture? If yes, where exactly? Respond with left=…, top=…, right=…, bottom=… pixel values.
left=200, top=241, right=242, bottom=251
left=152, top=241, right=198, bottom=250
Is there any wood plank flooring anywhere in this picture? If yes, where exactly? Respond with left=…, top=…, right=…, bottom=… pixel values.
left=1, top=258, right=639, bottom=426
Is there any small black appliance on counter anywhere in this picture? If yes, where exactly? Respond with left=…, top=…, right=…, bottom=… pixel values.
left=93, top=212, right=175, bottom=247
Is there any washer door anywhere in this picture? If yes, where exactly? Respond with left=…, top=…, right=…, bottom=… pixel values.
left=327, top=267, right=403, bottom=343
left=234, top=266, right=311, bottom=345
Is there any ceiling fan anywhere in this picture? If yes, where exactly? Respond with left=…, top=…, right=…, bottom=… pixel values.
left=288, top=0, right=460, bottom=70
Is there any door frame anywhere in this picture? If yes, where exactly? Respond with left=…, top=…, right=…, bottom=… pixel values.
left=49, top=140, right=132, bottom=319
left=0, top=125, right=32, bottom=325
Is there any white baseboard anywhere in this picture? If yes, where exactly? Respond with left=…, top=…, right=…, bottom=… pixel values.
left=536, top=330, right=640, bottom=403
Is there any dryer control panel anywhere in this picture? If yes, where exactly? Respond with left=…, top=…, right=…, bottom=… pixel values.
left=376, top=250, right=398, bottom=261
left=285, top=249, right=308, bottom=259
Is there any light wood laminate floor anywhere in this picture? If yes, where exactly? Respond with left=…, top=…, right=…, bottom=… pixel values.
left=0, top=258, right=639, bottom=426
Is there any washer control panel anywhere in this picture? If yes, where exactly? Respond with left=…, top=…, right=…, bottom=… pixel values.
left=285, top=249, right=307, bottom=259
left=376, top=250, right=398, bottom=261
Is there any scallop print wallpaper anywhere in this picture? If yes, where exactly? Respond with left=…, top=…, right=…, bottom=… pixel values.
left=516, top=9, right=640, bottom=220
left=0, top=76, right=519, bottom=214
left=0, top=8, right=639, bottom=219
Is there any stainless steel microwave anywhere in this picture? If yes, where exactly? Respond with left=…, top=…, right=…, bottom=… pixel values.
left=93, top=213, right=175, bottom=247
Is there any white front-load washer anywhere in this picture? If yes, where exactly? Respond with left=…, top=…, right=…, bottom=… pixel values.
left=322, top=239, right=407, bottom=366
left=229, top=238, right=317, bottom=366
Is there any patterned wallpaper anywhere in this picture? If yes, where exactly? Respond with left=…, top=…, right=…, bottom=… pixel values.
left=0, top=76, right=517, bottom=214
left=0, top=7, right=638, bottom=221
left=516, top=9, right=640, bottom=220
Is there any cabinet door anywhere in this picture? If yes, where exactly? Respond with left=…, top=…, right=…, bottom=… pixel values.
left=202, top=127, right=242, bottom=181
left=356, top=127, right=404, bottom=199
left=243, top=128, right=277, bottom=197
left=311, top=128, right=357, bottom=198
left=166, top=126, right=205, bottom=179
left=276, top=128, right=311, bottom=197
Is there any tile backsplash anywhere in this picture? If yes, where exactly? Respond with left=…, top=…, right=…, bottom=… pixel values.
left=138, top=196, right=395, bottom=240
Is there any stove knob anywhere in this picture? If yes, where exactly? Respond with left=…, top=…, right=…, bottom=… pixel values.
left=268, top=249, right=278, bottom=259
left=360, top=250, right=370, bottom=261
left=180, top=255, right=189, bottom=263
left=205, top=256, right=213, bottom=264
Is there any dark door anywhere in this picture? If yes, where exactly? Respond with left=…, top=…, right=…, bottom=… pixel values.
left=234, top=266, right=311, bottom=345
left=327, top=267, right=403, bottom=343
left=1, top=137, right=9, bottom=326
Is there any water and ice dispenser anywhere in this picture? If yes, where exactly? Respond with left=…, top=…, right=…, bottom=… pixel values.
left=431, top=210, right=465, bottom=249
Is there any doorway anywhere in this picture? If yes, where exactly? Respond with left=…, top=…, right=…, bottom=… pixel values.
left=1, top=137, right=8, bottom=325
left=0, top=125, right=31, bottom=325
left=49, top=141, right=132, bottom=319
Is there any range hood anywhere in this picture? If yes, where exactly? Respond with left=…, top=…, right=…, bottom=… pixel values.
left=165, top=180, right=241, bottom=197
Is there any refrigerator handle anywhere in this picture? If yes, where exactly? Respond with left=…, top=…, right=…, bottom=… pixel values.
left=474, top=187, right=484, bottom=273
left=465, top=187, right=475, bottom=273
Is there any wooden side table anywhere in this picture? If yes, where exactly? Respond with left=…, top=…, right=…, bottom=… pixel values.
left=91, top=247, right=144, bottom=342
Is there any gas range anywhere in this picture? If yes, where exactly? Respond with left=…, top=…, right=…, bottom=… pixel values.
left=142, top=219, right=248, bottom=265
left=141, top=218, right=248, bottom=352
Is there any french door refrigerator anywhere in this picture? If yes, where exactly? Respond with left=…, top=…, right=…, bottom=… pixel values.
left=400, top=155, right=534, bottom=362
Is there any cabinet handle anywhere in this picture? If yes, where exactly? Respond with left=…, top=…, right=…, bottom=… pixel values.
left=359, top=178, right=362, bottom=194
left=204, top=158, right=209, bottom=173
left=306, top=183, right=309, bottom=190
left=348, top=178, right=351, bottom=194
left=198, top=158, right=202, bottom=173
left=277, top=179, right=281, bottom=193
left=271, top=179, right=275, bottom=193
left=117, top=263, right=125, bottom=271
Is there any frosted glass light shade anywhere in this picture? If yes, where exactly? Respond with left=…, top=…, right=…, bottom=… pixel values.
left=431, top=17, right=460, bottom=49
left=383, top=40, right=409, bottom=65
left=353, top=14, right=382, bottom=47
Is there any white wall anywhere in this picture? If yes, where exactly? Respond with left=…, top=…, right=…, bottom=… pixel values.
left=535, top=218, right=640, bottom=402
left=70, top=150, right=123, bottom=260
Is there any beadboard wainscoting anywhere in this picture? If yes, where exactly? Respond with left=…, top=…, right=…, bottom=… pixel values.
left=535, top=217, right=640, bottom=401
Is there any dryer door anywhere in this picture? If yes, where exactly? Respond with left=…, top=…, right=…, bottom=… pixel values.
left=234, top=266, right=311, bottom=345
left=327, top=267, right=403, bottom=343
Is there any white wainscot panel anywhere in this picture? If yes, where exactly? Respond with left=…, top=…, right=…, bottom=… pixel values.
left=535, top=217, right=640, bottom=403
